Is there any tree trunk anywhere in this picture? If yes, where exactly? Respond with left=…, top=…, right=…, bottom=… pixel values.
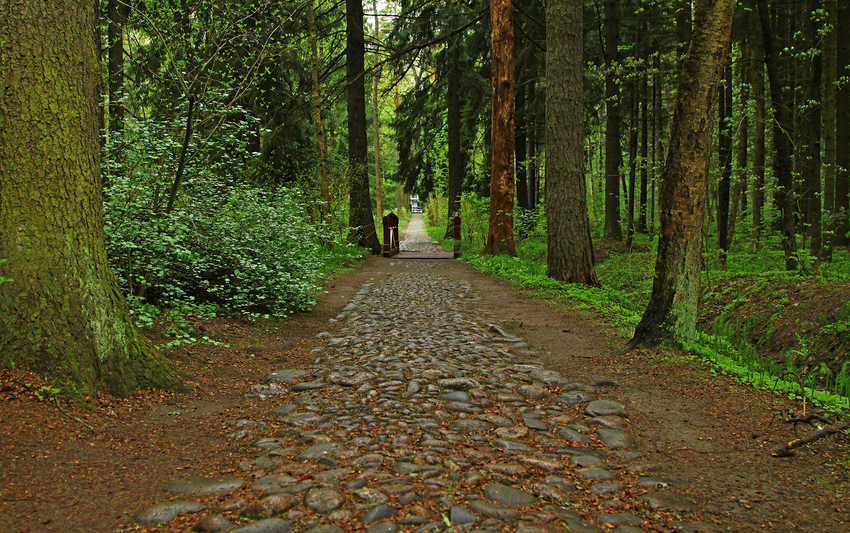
left=730, top=37, right=749, bottom=244
left=309, top=0, right=331, bottom=218
left=485, top=0, right=516, bottom=255
left=638, top=71, right=649, bottom=234
left=0, top=0, right=180, bottom=396
left=107, top=0, right=127, bottom=135
left=676, top=0, right=693, bottom=63
left=757, top=0, right=798, bottom=269
left=823, top=0, right=837, bottom=257
left=717, top=63, right=732, bottom=262
left=445, top=21, right=463, bottom=239
left=627, top=0, right=735, bottom=349
left=752, top=20, right=766, bottom=241
left=515, top=79, right=529, bottom=236
left=546, top=0, right=599, bottom=286
left=626, top=80, right=638, bottom=249
left=835, top=0, right=850, bottom=247
left=372, top=0, right=383, bottom=220
left=652, top=52, right=663, bottom=235
left=805, top=0, right=822, bottom=264
left=347, top=0, right=381, bottom=254
left=603, top=0, right=623, bottom=241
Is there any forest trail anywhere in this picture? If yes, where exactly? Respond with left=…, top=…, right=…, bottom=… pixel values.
left=1, top=225, right=848, bottom=533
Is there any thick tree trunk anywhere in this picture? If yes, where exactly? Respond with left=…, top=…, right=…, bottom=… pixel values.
left=627, top=0, right=735, bottom=349
left=372, top=0, right=383, bottom=220
left=485, top=0, right=516, bottom=255
left=546, top=0, right=599, bottom=286
left=757, top=0, right=798, bottom=269
left=309, top=1, right=331, bottom=218
left=0, top=0, right=180, bottom=396
left=603, top=0, right=623, bottom=241
left=347, top=0, right=381, bottom=253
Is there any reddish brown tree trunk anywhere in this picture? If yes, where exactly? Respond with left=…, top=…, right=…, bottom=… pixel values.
left=485, top=0, right=516, bottom=255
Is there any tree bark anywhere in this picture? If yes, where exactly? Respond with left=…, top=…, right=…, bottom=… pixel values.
left=545, top=0, right=599, bottom=286
left=107, top=0, right=127, bottom=135
left=823, top=0, right=837, bottom=257
left=730, top=38, right=749, bottom=244
left=309, top=0, right=331, bottom=219
left=638, top=71, right=649, bottom=234
left=804, top=0, right=822, bottom=264
left=372, top=0, right=383, bottom=220
left=0, top=0, right=180, bottom=396
left=445, top=18, right=463, bottom=239
left=835, top=0, right=850, bottom=247
left=752, top=20, right=766, bottom=241
left=717, top=62, right=732, bottom=262
left=347, top=0, right=381, bottom=254
left=485, top=0, right=516, bottom=255
left=627, top=0, right=735, bottom=349
left=757, top=0, right=798, bottom=269
left=603, top=0, right=623, bottom=241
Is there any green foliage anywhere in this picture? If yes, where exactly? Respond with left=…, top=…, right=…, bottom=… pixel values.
left=103, top=117, right=365, bottom=317
left=460, top=253, right=640, bottom=335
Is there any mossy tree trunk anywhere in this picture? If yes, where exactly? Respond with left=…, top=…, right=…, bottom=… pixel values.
left=627, top=0, right=735, bottom=349
left=0, top=0, right=181, bottom=397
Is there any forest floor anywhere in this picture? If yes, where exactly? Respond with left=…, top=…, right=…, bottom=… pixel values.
left=1, top=253, right=849, bottom=533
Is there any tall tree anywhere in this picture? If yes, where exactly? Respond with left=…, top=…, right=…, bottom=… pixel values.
left=803, top=0, right=822, bottom=263
left=445, top=14, right=463, bottom=239
left=485, top=0, right=516, bottom=255
left=107, top=0, right=128, bottom=135
left=603, top=0, right=623, bottom=240
left=372, top=0, right=384, bottom=220
left=835, top=0, right=850, bottom=247
left=309, top=0, right=331, bottom=218
left=546, top=0, right=599, bottom=286
left=751, top=19, right=766, bottom=240
left=823, top=0, right=837, bottom=255
left=0, top=0, right=180, bottom=395
left=717, top=63, right=732, bottom=262
left=628, top=0, right=735, bottom=348
left=347, top=0, right=382, bottom=253
left=757, top=0, right=798, bottom=269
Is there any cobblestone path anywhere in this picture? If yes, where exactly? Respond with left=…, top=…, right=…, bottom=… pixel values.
left=134, top=221, right=716, bottom=533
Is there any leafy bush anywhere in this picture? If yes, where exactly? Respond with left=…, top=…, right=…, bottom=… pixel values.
left=103, top=115, right=364, bottom=317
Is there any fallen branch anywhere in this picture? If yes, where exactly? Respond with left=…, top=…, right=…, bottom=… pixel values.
left=772, top=421, right=850, bottom=457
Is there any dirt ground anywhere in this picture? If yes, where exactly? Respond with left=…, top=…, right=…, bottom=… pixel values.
left=1, top=255, right=848, bottom=533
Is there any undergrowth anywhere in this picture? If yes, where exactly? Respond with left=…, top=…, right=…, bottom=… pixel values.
left=453, top=227, right=850, bottom=413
